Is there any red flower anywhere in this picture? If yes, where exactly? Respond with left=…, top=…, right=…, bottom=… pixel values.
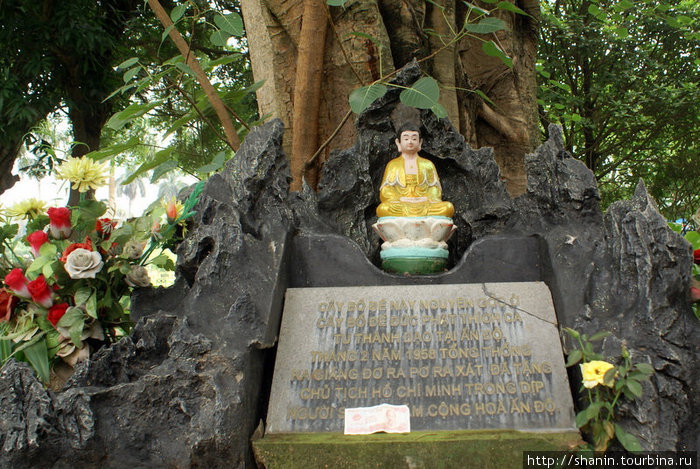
left=4, top=268, right=30, bottom=298
left=95, top=218, right=117, bottom=239
left=47, top=303, right=69, bottom=326
left=100, top=241, right=120, bottom=257
left=27, top=275, right=53, bottom=308
left=47, top=207, right=72, bottom=239
left=694, top=249, right=700, bottom=265
left=691, top=287, right=700, bottom=303
left=26, top=230, right=49, bottom=257
left=60, top=237, right=93, bottom=263
left=0, top=288, right=17, bottom=322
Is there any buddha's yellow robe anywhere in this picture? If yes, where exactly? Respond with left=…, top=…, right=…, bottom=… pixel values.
left=377, top=156, right=454, bottom=218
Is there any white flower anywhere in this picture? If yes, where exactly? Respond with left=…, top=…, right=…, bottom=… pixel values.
left=125, top=265, right=151, bottom=288
left=64, top=248, right=104, bottom=279
left=56, top=322, right=104, bottom=366
left=123, top=240, right=145, bottom=259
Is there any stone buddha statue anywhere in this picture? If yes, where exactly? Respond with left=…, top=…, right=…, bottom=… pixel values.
left=372, top=123, right=456, bottom=274
left=377, top=124, right=454, bottom=218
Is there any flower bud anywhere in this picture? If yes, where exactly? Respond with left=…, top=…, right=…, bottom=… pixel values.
left=47, top=303, right=69, bottom=326
left=27, top=275, right=53, bottom=308
left=4, top=268, right=30, bottom=298
left=47, top=207, right=72, bottom=239
left=26, top=230, right=49, bottom=257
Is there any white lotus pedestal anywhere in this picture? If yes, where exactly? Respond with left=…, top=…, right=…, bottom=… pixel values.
left=371, top=216, right=456, bottom=274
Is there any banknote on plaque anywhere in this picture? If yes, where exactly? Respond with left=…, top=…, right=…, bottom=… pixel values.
left=344, top=404, right=410, bottom=435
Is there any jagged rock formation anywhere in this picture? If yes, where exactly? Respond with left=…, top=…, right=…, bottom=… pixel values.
left=1, top=64, right=697, bottom=468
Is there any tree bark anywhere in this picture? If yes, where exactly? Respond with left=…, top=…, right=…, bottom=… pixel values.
left=290, top=0, right=328, bottom=190
left=241, top=0, right=540, bottom=195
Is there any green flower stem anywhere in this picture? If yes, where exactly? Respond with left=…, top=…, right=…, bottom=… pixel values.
left=3, top=240, right=26, bottom=268
left=607, top=391, right=622, bottom=421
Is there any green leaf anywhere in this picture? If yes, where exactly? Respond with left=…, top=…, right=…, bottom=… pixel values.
left=150, top=253, right=175, bottom=270
left=122, top=147, right=175, bottom=185
left=616, top=0, right=634, bottom=10
left=196, top=151, right=228, bottom=175
left=575, top=401, right=603, bottom=427
left=431, top=103, right=448, bottom=119
left=74, top=287, right=92, bottom=306
left=57, top=307, right=85, bottom=347
left=684, top=231, right=700, bottom=249
left=22, top=339, right=50, bottom=383
left=210, top=30, right=231, bottom=47
left=565, top=349, right=583, bottom=367
left=603, top=367, right=617, bottom=386
left=473, top=89, right=496, bottom=106
left=39, top=242, right=57, bottom=257
left=614, top=424, right=643, bottom=452
left=214, top=13, right=244, bottom=36
left=614, top=26, right=629, bottom=38
left=86, top=292, right=97, bottom=319
left=174, top=62, right=195, bottom=77
left=0, top=338, right=12, bottom=363
left=76, top=199, right=107, bottom=220
left=587, top=4, right=604, bottom=18
left=424, top=0, right=445, bottom=11
left=588, top=330, right=611, bottom=342
left=570, top=113, right=582, bottom=122
left=161, top=24, right=174, bottom=42
left=42, top=261, right=56, bottom=279
left=634, top=362, right=655, bottom=375
left=327, top=0, right=347, bottom=5
left=105, top=102, right=159, bottom=131
left=26, top=256, right=53, bottom=276
left=170, top=4, right=187, bottom=23
left=123, top=66, right=140, bottom=83
left=482, top=41, right=513, bottom=68
left=463, top=2, right=490, bottom=16
left=627, top=371, right=651, bottom=382
left=118, top=57, right=139, bottom=70
left=84, top=137, right=140, bottom=161
left=400, top=77, right=441, bottom=110
left=0, top=323, right=13, bottom=363
left=349, top=83, right=388, bottom=113
left=625, top=380, right=643, bottom=398
left=464, top=17, right=507, bottom=34
left=496, top=1, right=529, bottom=16
left=150, top=160, right=178, bottom=183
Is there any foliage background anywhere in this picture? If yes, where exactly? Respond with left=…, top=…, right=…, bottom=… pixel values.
left=0, top=0, right=698, bottom=222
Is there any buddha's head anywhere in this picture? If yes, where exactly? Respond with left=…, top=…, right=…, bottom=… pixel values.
left=395, top=122, right=422, bottom=156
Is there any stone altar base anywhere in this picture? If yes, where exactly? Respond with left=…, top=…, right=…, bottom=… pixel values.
left=253, top=429, right=582, bottom=469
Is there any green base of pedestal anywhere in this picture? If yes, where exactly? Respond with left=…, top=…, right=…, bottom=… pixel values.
left=253, top=429, right=582, bottom=469
left=381, top=257, right=448, bottom=274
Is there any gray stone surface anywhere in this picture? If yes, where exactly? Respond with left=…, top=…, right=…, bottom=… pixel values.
left=0, top=119, right=293, bottom=469
left=267, top=282, right=576, bottom=434
left=289, top=233, right=548, bottom=287
left=0, top=61, right=697, bottom=469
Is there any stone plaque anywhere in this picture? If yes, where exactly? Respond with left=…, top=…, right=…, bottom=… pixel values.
left=266, top=282, right=576, bottom=433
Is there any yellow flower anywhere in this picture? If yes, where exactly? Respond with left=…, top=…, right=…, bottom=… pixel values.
left=581, top=360, right=616, bottom=388
left=56, top=157, right=109, bottom=192
left=6, top=198, right=47, bottom=219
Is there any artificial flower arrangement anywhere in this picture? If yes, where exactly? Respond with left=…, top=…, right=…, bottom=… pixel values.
left=0, top=156, right=203, bottom=384
left=563, top=328, right=654, bottom=452
left=668, top=211, right=700, bottom=319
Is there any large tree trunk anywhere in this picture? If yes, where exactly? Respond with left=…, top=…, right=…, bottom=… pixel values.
left=241, top=0, right=539, bottom=195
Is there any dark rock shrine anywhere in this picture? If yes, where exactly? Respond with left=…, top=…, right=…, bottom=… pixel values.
left=0, top=64, right=697, bottom=468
